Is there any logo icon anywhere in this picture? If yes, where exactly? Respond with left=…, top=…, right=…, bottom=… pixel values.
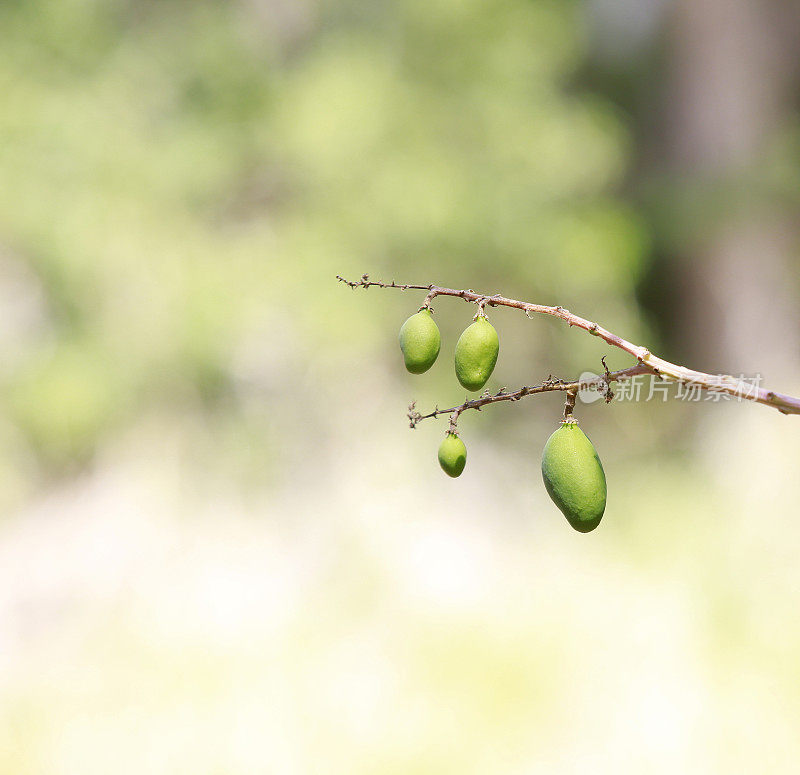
left=577, top=372, right=603, bottom=404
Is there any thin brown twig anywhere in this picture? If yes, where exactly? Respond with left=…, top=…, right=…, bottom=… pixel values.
left=407, top=365, right=652, bottom=430
left=339, top=274, right=800, bottom=416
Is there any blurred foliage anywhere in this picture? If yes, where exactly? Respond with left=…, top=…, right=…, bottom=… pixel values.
left=0, top=0, right=647, bottom=484
left=2, top=3, right=800, bottom=774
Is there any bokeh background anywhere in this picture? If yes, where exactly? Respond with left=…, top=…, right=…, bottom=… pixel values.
left=1, top=0, right=799, bottom=772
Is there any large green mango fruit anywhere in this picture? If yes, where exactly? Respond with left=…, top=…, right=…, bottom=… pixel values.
left=541, top=421, right=606, bottom=533
left=454, top=316, right=499, bottom=391
left=399, top=309, right=441, bottom=374
left=438, top=432, right=467, bottom=478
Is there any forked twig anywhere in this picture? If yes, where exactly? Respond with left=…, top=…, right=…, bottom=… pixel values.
left=407, top=365, right=649, bottom=429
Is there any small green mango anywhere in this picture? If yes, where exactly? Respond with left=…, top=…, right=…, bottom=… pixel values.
left=541, top=421, right=606, bottom=533
left=399, top=309, right=441, bottom=374
left=454, top=316, right=499, bottom=391
left=438, top=433, right=467, bottom=478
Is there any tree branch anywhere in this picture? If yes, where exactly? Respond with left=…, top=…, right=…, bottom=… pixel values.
left=407, top=365, right=652, bottom=430
left=338, top=274, right=800, bottom=416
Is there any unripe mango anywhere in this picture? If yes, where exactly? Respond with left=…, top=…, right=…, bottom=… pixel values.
left=454, top=316, right=499, bottom=391
left=438, top=432, right=467, bottom=477
left=541, top=421, right=606, bottom=533
left=399, top=309, right=441, bottom=374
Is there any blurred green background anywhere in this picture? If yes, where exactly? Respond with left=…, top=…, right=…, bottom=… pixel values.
left=0, top=0, right=799, bottom=771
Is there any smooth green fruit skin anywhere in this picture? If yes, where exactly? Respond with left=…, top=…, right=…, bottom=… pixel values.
left=399, top=309, right=441, bottom=374
left=454, top=317, right=499, bottom=391
left=438, top=433, right=467, bottom=478
left=541, top=422, right=606, bottom=533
